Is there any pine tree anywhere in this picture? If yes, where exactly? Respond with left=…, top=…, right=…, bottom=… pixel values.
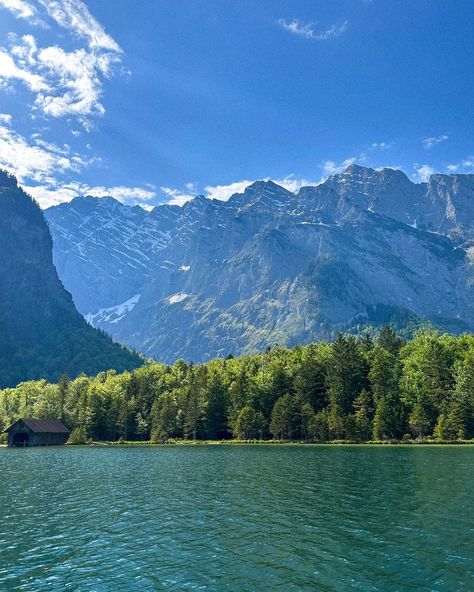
left=234, top=406, right=266, bottom=439
left=270, top=395, right=298, bottom=439
left=204, top=371, right=228, bottom=439
left=57, top=374, right=69, bottom=424
left=327, top=334, right=366, bottom=414
left=409, top=398, right=431, bottom=438
left=378, top=325, right=403, bottom=355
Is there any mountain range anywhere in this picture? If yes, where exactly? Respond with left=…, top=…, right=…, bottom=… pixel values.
left=0, top=171, right=142, bottom=387
left=45, top=165, right=474, bottom=363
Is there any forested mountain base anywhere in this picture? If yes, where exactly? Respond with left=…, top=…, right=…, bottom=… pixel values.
left=1, top=328, right=474, bottom=444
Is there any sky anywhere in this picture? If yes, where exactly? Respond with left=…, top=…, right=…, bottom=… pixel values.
left=0, top=0, right=473, bottom=208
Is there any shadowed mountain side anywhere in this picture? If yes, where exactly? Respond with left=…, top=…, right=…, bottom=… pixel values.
left=0, top=171, right=142, bottom=387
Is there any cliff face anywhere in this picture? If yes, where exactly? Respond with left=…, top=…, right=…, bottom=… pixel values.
left=0, top=171, right=142, bottom=387
left=46, top=166, right=474, bottom=363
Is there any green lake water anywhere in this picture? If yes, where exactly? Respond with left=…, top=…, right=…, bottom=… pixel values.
left=1, top=445, right=473, bottom=591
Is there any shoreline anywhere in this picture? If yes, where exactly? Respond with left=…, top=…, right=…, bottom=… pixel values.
left=78, top=438, right=474, bottom=447
left=3, top=440, right=474, bottom=448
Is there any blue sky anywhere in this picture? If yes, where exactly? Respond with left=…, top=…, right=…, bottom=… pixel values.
left=0, top=0, right=473, bottom=207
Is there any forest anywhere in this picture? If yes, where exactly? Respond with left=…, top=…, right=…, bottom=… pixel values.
left=1, top=328, right=474, bottom=444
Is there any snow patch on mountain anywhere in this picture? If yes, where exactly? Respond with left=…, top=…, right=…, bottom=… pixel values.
left=168, top=292, right=188, bottom=304
left=85, top=294, right=141, bottom=326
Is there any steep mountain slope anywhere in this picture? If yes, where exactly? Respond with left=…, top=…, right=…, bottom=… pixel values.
left=45, top=166, right=474, bottom=363
left=0, top=171, right=142, bottom=387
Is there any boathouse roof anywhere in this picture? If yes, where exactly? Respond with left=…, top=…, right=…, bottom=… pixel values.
left=3, top=418, right=70, bottom=433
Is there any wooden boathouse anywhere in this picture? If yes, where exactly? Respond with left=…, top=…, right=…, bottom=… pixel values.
left=4, top=418, right=70, bottom=447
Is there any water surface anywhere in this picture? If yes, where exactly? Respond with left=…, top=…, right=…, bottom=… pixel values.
left=1, top=445, right=473, bottom=591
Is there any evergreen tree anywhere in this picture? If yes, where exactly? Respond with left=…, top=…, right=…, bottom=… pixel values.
left=378, top=325, right=403, bottom=355
left=352, top=389, right=373, bottom=441
left=294, top=345, right=328, bottom=411
left=327, top=334, right=366, bottom=414
left=204, top=371, right=228, bottom=439
left=234, top=406, right=266, bottom=439
left=57, top=374, right=69, bottom=424
left=369, top=345, right=405, bottom=439
left=270, top=395, right=298, bottom=439
left=409, top=397, right=432, bottom=438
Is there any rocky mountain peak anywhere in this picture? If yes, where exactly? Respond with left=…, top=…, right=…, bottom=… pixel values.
left=44, top=166, right=474, bottom=364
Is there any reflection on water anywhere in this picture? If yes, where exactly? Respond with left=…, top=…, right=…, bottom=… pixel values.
left=1, top=445, right=473, bottom=591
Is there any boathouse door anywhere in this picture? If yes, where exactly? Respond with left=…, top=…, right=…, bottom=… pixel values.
left=12, top=432, right=29, bottom=446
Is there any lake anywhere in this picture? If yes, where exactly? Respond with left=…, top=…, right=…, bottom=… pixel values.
left=1, top=445, right=473, bottom=591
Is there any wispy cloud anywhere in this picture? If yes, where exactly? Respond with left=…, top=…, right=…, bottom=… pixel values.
left=203, top=176, right=319, bottom=203
left=161, top=175, right=321, bottom=206
left=77, top=185, right=156, bottom=205
left=0, top=0, right=37, bottom=20
left=37, top=0, right=121, bottom=52
left=160, top=186, right=196, bottom=207
left=24, top=182, right=156, bottom=209
left=0, top=0, right=123, bottom=125
left=0, top=120, right=85, bottom=185
left=321, top=157, right=357, bottom=175
left=0, top=117, right=154, bottom=208
left=422, top=134, right=449, bottom=149
left=371, top=141, right=393, bottom=151
left=446, top=157, right=474, bottom=173
left=0, top=45, right=49, bottom=92
left=278, top=18, right=348, bottom=40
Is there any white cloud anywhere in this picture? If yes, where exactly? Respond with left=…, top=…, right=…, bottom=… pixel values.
left=0, top=113, right=12, bottom=124
left=204, top=179, right=254, bottom=201
left=84, top=185, right=156, bottom=204
left=371, top=141, right=393, bottom=151
left=0, top=1, right=123, bottom=124
left=35, top=45, right=111, bottom=118
left=160, top=186, right=196, bottom=206
left=162, top=174, right=321, bottom=206
left=460, top=158, right=474, bottom=169
left=0, top=2, right=154, bottom=210
left=0, top=48, right=49, bottom=91
left=446, top=157, right=474, bottom=173
left=0, top=121, right=155, bottom=209
left=0, top=122, right=84, bottom=185
left=202, top=176, right=317, bottom=201
left=0, top=0, right=36, bottom=19
left=38, top=0, right=121, bottom=52
left=278, top=18, right=348, bottom=40
left=273, top=175, right=313, bottom=192
left=422, top=134, right=449, bottom=149
left=414, top=164, right=437, bottom=182
left=321, top=157, right=357, bottom=175
left=23, top=181, right=156, bottom=208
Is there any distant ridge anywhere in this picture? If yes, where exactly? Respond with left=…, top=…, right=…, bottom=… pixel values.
left=45, top=165, right=474, bottom=363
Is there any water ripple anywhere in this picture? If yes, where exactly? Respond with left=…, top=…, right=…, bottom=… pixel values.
left=0, top=446, right=473, bottom=591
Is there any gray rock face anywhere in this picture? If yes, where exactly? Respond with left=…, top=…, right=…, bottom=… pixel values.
left=45, top=166, right=474, bottom=363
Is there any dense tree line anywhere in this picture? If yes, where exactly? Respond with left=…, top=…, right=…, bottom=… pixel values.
left=1, top=328, right=474, bottom=443
left=0, top=323, right=143, bottom=389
